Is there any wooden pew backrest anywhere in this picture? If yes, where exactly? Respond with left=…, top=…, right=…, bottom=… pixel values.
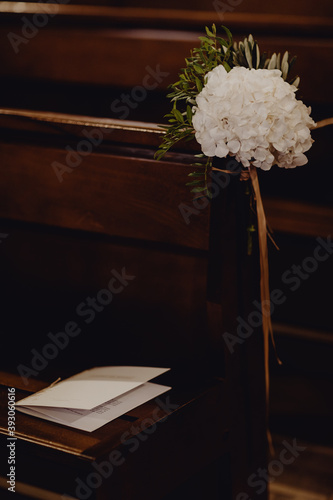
left=0, top=110, right=231, bottom=381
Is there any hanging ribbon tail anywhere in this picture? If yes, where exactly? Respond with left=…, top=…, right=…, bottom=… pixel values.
left=314, top=117, right=333, bottom=129
left=249, top=165, right=282, bottom=456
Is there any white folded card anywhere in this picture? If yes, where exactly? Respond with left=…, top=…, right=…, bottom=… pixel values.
left=16, top=366, right=171, bottom=431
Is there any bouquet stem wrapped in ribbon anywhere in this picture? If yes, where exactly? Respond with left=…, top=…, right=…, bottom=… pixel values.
left=155, top=24, right=330, bottom=454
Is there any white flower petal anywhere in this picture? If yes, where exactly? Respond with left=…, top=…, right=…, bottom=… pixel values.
left=227, top=140, right=241, bottom=154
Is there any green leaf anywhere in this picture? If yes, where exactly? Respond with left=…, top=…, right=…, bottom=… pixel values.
left=173, top=108, right=184, bottom=122
left=186, top=180, right=204, bottom=186
left=195, top=77, right=203, bottom=92
left=244, top=39, right=253, bottom=68
left=290, top=76, right=300, bottom=87
left=193, top=64, right=204, bottom=74
left=255, top=43, right=260, bottom=69
left=154, top=150, right=166, bottom=160
left=276, top=52, right=281, bottom=70
left=281, top=51, right=289, bottom=68
left=288, top=55, right=297, bottom=72
left=223, top=61, right=232, bottom=72
left=186, top=105, right=193, bottom=124
left=216, top=36, right=228, bottom=48
left=222, top=25, right=233, bottom=44
left=281, top=59, right=289, bottom=80
left=198, top=36, right=210, bottom=43
left=191, top=186, right=207, bottom=193
left=205, top=26, right=214, bottom=37
left=268, top=53, right=277, bottom=70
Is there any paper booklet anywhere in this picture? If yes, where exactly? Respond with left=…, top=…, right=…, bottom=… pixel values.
left=16, top=366, right=171, bottom=432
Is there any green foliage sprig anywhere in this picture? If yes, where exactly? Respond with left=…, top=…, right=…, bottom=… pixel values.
left=154, top=25, right=234, bottom=160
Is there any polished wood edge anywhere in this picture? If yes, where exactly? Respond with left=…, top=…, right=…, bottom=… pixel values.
left=0, top=375, right=226, bottom=460
left=0, top=370, right=48, bottom=392
left=0, top=4, right=332, bottom=34
left=83, top=380, right=228, bottom=459
left=0, top=477, right=76, bottom=500
left=0, top=429, right=93, bottom=459
left=264, top=197, right=333, bottom=238
left=0, top=108, right=202, bottom=155
left=0, top=108, right=163, bottom=134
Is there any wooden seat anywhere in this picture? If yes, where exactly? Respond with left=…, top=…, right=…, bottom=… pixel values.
left=0, top=110, right=267, bottom=499
left=0, top=371, right=229, bottom=500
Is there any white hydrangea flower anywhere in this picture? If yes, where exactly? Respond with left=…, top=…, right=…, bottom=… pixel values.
left=192, top=65, right=316, bottom=170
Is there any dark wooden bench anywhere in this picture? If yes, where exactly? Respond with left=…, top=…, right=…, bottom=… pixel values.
left=0, top=1, right=332, bottom=226
left=0, top=1, right=332, bottom=112
left=0, top=110, right=268, bottom=499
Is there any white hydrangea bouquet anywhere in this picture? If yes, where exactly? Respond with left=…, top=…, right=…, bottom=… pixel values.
left=155, top=24, right=316, bottom=193
left=193, top=64, right=314, bottom=170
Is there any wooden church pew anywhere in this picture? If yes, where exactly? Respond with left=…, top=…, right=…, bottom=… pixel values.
left=0, top=2, right=332, bottom=112
left=0, top=109, right=268, bottom=499
left=0, top=2, right=332, bottom=225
